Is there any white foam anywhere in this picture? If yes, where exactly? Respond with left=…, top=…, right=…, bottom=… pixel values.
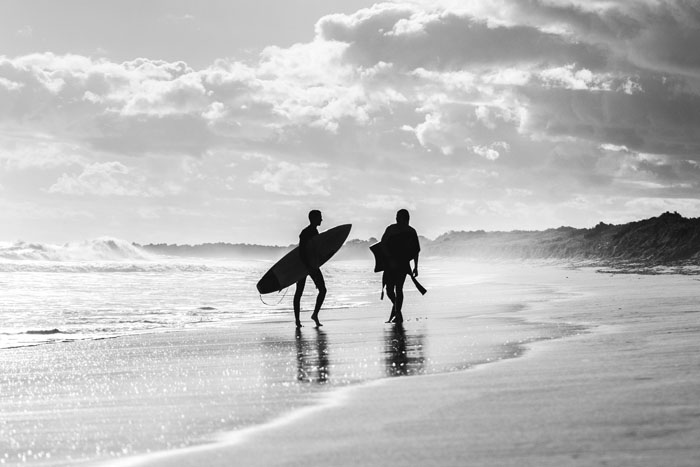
left=0, top=237, right=153, bottom=262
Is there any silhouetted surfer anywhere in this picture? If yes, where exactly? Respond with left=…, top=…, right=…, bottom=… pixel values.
left=293, top=210, right=326, bottom=328
left=381, top=209, right=420, bottom=323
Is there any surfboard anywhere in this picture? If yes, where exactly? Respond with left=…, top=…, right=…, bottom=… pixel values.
left=256, top=224, right=352, bottom=294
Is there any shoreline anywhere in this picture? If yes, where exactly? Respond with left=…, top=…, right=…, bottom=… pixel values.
left=1, top=262, right=580, bottom=466
left=101, top=325, right=586, bottom=467
left=96, top=265, right=587, bottom=467
left=98, top=268, right=700, bottom=467
left=5, top=263, right=698, bottom=466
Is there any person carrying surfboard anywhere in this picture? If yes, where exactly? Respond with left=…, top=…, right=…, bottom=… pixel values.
left=380, top=209, right=421, bottom=323
left=293, top=210, right=327, bottom=328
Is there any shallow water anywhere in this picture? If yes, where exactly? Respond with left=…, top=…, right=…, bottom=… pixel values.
left=0, top=252, right=581, bottom=466
left=0, top=257, right=376, bottom=349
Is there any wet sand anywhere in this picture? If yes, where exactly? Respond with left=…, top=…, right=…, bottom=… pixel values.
left=3, top=263, right=699, bottom=466
left=106, top=266, right=700, bottom=467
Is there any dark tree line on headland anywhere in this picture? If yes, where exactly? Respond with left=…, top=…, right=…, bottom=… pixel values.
left=425, top=211, right=700, bottom=264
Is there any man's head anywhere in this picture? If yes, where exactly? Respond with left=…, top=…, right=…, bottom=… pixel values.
left=309, top=209, right=323, bottom=226
left=396, top=209, right=410, bottom=225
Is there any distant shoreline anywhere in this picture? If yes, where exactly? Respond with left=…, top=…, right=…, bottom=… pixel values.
left=138, top=212, right=700, bottom=267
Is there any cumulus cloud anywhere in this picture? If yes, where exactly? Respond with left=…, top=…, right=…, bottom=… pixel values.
left=0, top=2, right=691, bottom=166
left=3, top=0, right=700, bottom=241
left=0, top=44, right=377, bottom=156
left=2, top=2, right=699, bottom=161
left=411, top=0, right=700, bottom=76
left=413, top=111, right=470, bottom=155
left=0, top=76, right=23, bottom=91
left=472, top=142, right=510, bottom=160
left=317, top=3, right=607, bottom=71
left=313, top=1, right=700, bottom=160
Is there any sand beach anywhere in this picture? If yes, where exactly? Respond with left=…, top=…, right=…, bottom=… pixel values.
left=4, top=0, right=700, bottom=465
left=2, top=262, right=700, bottom=466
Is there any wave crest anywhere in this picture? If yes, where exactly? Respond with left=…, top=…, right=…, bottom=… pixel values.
left=0, top=237, right=153, bottom=262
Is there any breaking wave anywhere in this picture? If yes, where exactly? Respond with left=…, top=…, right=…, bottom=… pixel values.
left=0, top=238, right=256, bottom=273
left=0, top=237, right=153, bottom=262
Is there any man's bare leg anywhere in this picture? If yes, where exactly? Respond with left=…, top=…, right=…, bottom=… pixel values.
left=293, top=278, right=305, bottom=328
left=309, top=269, right=326, bottom=327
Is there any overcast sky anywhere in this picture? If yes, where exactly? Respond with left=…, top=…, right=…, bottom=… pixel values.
left=2, top=0, right=700, bottom=245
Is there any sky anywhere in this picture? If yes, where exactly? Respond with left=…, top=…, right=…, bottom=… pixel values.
left=2, top=0, right=700, bottom=245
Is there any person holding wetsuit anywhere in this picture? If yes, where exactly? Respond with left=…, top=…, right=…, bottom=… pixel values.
left=293, top=210, right=326, bottom=328
left=381, top=209, right=420, bottom=323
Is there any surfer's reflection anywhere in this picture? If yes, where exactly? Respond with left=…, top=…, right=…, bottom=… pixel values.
left=384, top=324, right=425, bottom=377
left=295, top=328, right=330, bottom=384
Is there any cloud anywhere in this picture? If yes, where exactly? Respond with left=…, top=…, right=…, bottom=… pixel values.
left=48, top=161, right=179, bottom=197
left=3, top=1, right=700, bottom=242
left=519, top=74, right=700, bottom=155
left=472, top=142, right=510, bottom=160
left=0, top=76, right=23, bottom=91
left=537, top=65, right=620, bottom=91
left=413, top=111, right=469, bottom=155
left=0, top=137, right=85, bottom=170
left=249, top=161, right=332, bottom=196
left=317, top=3, right=607, bottom=71
left=311, top=1, right=700, bottom=160
left=0, top=47, right=376, bottom=157
left=409, top=0, right=700, bottom=74
left=0, top=55, right=240, bottom=156
left=2, top=2, right=699, bottom=163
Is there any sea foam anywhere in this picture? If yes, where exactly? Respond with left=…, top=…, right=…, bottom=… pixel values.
left=0, top=238, right=235, bottom=273
left=0, top=237, right=153, bottom=262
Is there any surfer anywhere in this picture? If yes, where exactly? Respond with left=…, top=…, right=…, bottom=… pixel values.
left=293, top=210, right=327, bottom=328
left=381, top=209, right=420, bottom=323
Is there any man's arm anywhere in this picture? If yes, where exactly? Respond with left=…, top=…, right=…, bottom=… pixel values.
left=299, top=228, right=319, bottom=271
left=299, top=230, right=312, bottom=270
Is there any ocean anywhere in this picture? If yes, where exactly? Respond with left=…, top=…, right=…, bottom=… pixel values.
left=0, top=238, right=378, bottom=350
left=0, top=238, right=580, bottom=466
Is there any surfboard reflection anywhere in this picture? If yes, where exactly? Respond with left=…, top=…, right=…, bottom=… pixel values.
left=295, top=328, right=330, bottom=384
left=384, top=324, right=425, bottom=377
